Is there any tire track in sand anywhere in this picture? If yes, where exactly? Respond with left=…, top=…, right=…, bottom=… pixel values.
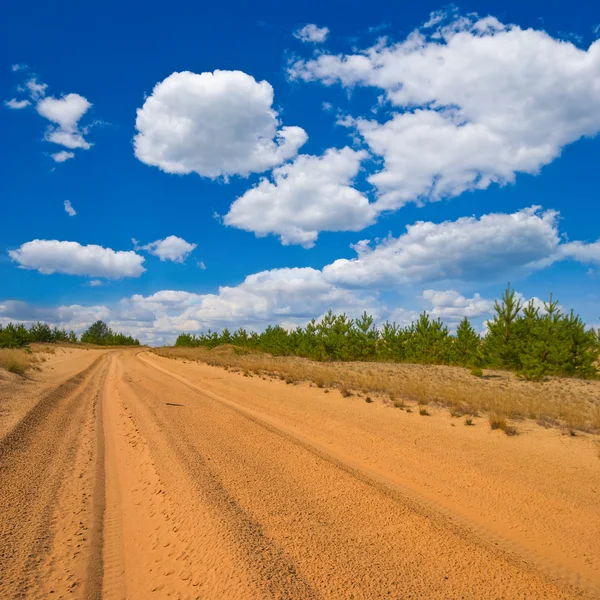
left=117, top=354, right=320, bottom=599
left=138, top=351, right=599, bottom=599
left=84, top=354, right=110, bottom=600
left=0, top=354, right=109, bottom=599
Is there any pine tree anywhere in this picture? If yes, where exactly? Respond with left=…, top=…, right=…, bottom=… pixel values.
left=518, top=296, right=568, bottom=380
left=453, top=317, right=481, bottom=367
left=485, top=284, right=523, bottom=369
left=351, top=312, right=378, bottom=361
left=561, top=311, right=599, bottom=378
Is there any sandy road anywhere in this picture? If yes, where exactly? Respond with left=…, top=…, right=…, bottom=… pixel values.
left=1, top=350, right=599, bottom=599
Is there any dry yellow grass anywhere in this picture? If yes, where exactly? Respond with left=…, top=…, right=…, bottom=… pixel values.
left=0, top=349, right=34, bottom=375
left=154, top=346, right=600, bottom=433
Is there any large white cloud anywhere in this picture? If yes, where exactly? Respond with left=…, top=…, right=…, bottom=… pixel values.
left=8, top=240, right=145, bottom=279
left=290, top=13, right=600, bottom=211
left=136, top=235, right=197, bottom=263
left=322, top=206, right=600, bottom=288
left=37, top=93, right=92, bottom=150
left=224, top=147, right=374, bottom=247
left=170, top=267, right=376, bottom=329
left=134, top=70, right=307, bottom=178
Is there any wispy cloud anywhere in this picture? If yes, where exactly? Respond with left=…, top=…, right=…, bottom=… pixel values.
left=63, top=200, right=76, bottom=216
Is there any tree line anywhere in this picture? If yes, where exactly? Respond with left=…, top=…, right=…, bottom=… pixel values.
left=175, top=286, right=600, bottom=380
left=0, top=320, right=140, bottom=348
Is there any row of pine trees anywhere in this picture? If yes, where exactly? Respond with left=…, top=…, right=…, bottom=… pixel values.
left=175, top=286, right=600, bottom=380
left=0, top=320, right=139, bottom=348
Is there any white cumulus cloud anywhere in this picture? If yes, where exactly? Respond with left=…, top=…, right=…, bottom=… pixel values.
left=25, top=78, right=48, bottom=100
left=52, top=150, right=75, bottom=163
left=559, top=240, right=600, bottom=264
left=8, top=240, right=145, bottom=279
left=224, top=147, right=374, bottom=247
left=294, top=24, right=329, bottom=43
left=290, top=13, right=600, bottom=212
left=5, top=98, right=30, bottom=109
left=136, top=235, right=197, bottom=263
left=322, top=206, right=600, bottom=288
left=134, top=70, right=307, bottom=179
left=7, top=73, right=95, bottom=160
left=125, top=267, right=377, bottom=335
left=37, top=93, right=92, bottom=150
left=63, top=200, right=76, bottom=216
left=421, top=289, right=494, bottom=321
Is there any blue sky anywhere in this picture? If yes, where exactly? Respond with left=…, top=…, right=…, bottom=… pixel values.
left=1, top=0, right=599, bottom=344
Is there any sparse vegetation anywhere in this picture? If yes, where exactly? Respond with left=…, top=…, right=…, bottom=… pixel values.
left=464, top=417, right=474, bottom=426
left=153, top=344, right=600, bottom=434
left=0, top=349, right=32, bottom=375
left=470, top=367, right=483, bottom=378
left=419, top=405, right=431, bottom=416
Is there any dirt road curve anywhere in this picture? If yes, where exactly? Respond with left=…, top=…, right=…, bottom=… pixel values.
left=1, top=350, right=599, bottom=599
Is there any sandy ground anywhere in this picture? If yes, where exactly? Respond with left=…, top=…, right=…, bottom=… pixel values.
left=1, top=349, right=599, bottom=599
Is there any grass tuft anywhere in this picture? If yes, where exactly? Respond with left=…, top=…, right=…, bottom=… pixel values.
left=489, top=414, right=518, bottom=436
left=0, top=349, right=32, bottom=375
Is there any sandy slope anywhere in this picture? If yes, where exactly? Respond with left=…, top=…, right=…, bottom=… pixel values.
left=0, top=349, right=598, bottom=599
left=0, top=346, right=107, bottom=439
